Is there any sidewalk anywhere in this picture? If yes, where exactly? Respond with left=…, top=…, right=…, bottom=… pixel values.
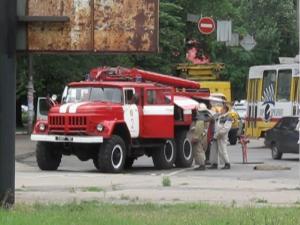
left=15, top=134, right=35, bottom=158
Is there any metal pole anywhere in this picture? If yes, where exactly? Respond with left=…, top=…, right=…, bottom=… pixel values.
left=0, top=0, right=17, bottom=207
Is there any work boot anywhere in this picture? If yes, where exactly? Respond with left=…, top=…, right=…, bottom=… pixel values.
left=208, top=163, right=218, bottom=169
left=222, top=163, right=231, bottom=170
left=195, top=165, right=206, bottom=171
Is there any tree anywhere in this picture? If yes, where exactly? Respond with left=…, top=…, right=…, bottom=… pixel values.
left=175, top=0, right=298, bottom=99
left=16, top=55, right=28, bottom=127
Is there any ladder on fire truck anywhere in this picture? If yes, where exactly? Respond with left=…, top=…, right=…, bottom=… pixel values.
left=88, top=67, right=210, bottom=99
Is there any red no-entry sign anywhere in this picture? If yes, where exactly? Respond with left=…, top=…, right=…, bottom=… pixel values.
left=198, top=17, right=215, bottom=35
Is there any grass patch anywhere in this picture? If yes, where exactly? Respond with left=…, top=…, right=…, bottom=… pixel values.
left=120, top=194, right=130, bottom=201
left=81, top=187, right=104, bottom=192
left=1, top=202, right=300, bottom=225
left=162, top=176, right=171, bottom=187
left=15, top=189, right=25, bottom=192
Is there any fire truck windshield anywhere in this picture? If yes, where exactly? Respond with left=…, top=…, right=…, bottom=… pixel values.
left=65, top=87, right=122, bottom=104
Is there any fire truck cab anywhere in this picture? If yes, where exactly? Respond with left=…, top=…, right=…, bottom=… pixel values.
left=31, top=67, right=206, bottom=173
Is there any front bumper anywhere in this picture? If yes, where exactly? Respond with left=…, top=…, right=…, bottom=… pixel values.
left=31, top=134, right=103, bottom=143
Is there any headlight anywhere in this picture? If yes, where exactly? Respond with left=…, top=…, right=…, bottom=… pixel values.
left=96, top=124, right=104, bottom=132
left=39, top=123, right=46, bottom=131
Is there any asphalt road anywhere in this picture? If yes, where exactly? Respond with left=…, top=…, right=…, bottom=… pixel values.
left=15, top=135, right=300, bottom=205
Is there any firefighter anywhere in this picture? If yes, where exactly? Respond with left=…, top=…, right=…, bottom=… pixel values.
left=189, top=103, right=211, bottom=170
left=209, top=105, right=232, bottom=169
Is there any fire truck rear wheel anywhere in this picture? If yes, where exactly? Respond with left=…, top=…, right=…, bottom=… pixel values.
left=36, top=142, right=62, bottom=171
left=175, top=130, right=193, bottom=168
left=97, top=135, right=126, bottom=173
left=152, top=139, right=176, bottom=170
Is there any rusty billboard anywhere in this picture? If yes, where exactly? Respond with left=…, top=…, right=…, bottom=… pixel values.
left=20, top=0, right=159, bottom=52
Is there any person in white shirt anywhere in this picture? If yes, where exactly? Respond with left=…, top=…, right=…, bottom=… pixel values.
left=209, top=105, right=232, bottom=169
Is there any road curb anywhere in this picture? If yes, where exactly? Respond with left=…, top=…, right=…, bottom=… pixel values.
left=16, top=131, right=29, bottom=135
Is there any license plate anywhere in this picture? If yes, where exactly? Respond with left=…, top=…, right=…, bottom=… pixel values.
left=55, top=136, right=74, bottom=142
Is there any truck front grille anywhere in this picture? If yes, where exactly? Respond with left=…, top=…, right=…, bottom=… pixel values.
left=48, top=115, right=87, bottom=134
left=68, top=116, right=87, bottom=126
left=49, top=116, right=65, bottom=126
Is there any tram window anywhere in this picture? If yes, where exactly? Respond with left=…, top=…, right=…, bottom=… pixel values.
left=277, top=70, right=292, bottom=102
left=294, top=78, right=299, bottom=102
left=262, top=70, right=276, bottom=100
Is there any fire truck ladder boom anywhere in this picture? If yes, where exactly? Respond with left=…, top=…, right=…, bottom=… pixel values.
left=89, top=67, right=201, bottom=89
left=126, top=68, right=201, bottom=89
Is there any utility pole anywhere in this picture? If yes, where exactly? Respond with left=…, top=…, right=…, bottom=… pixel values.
left=0, top=0, right=17, bottom=207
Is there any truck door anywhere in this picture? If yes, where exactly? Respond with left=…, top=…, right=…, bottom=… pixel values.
left=246, top=78, right=260, bottom=137
left=36, top=97, right=49, bottom=121
left=123, top=88, right=140, bottom=138
left=141, top=88, right=174, bottom=138
left=283, top=118, right=299, bottom=153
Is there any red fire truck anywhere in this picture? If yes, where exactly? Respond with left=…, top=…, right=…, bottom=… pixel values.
left=31, top=67, right=209, bottom=173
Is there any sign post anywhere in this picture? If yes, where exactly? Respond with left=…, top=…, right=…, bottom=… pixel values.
left=198, top=17, right=216, bottom=35
left=0, top=0, right=17, bottom=207
left=240, top=34, right=257, bottom=51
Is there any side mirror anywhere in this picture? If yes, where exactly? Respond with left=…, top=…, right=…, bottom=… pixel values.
left=51, top=94, right=58, bottom=101
left=46, top=94, right=58, bottom=107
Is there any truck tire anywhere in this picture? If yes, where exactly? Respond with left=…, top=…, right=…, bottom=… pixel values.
left=93, top=158, right=100, bottom=170
left=96, top=135, right=126, bottom=173
left=36, top=142, right=62, bottom=171
left=152, top=139, right=177, bottom=169
left=228, top=129, right=237, bottom=145
left=124, top=157, right=135, bottom=169
left=175, top=130, right=193, bottom=168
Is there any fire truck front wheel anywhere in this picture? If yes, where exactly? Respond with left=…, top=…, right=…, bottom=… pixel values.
left=96, top=135, right=126, bottom=173
left=124, top=157, right=136, bottom=169
left=36, top=142, right=62, bottom=171
left=152, top=139, right=177, bottom=169
left=175, top=130, right=193, bottom=168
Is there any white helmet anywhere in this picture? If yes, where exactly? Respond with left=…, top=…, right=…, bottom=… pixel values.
left=197, top=103, right=207, bottom=111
